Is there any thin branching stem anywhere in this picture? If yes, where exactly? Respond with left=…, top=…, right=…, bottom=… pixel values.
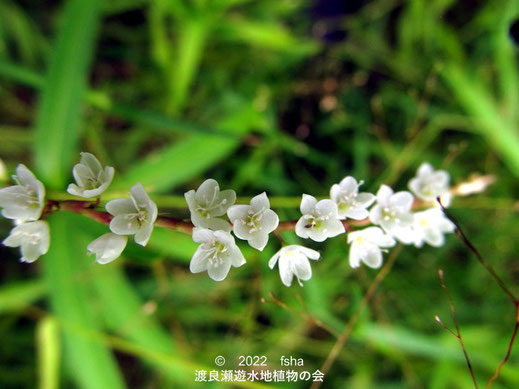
left=44, top=199, right=373, bottom=234
left=438, top=198, right=519, bottom=388
left=436, top=269, right=479, bottom=389
left=486, top=304, right=519, bottom=389
left=438, top=200, right=516, bottom=303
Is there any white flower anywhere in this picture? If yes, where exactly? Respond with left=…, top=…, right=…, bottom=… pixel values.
left=185, top=179, right=236, bottom=232
left=227, top=192, right=279, bottom=251
left=411, top=208, right=455, bottom=248
left=330, top=176, right=376, bottom=220
left=67, top=152, right=115, bottom=198
left=268, top=245, right=320, bottom=287
left=408, top=162, right=451, bottom=207
left=106, top=183, right=158, bottom=246
left=369, top=185, right=415, bottom=244
left=295, top=195, right=345, bottom=242
left=87, top=233, right=128, bottom=264
left=189, top=227, right=245, bottom=281
left=347, top=227, right=395, bottom=269
left=0, top=164, right=45, bottom=222
left=3, top=220, right=50, bottom=263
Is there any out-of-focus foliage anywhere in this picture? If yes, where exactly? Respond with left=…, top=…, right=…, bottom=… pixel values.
left=0, top=0, right=518, bottom=388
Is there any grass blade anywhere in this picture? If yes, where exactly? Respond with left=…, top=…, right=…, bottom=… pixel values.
left=37, top=316, right=60, bottom=389
left=43, top=213, right=126, bottom=389
left=33, top=0, right=101, bottom=188
left=0, top=280, right=46, bottom=314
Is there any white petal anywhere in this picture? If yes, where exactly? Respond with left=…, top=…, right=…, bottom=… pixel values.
left=439, top=192, right=452, bottom=207
left=268, top=252, right=280, bottom=269
left=192, top=227, right=215, bottom=243
left=362, top=247, right=383, bottom=268
left=248, top=232, right=269, bottom=251
left=184, top=190, right=196, bottom=209
left=2, top=229, right=23, bottom=247
left=66, top=184, right=83, bottom=197
left=215, top=189, right=236, bottom=215
left=250, top=192, right=270, bottom=210
left=21, top=242, right=41, bottom=263
left=307, top=228, right=328, bottom=242
left=80, top=152, right=103, bottom=175
left=344, top=207, right=369, bottom=220
left=226, top=205, right=249, bottom=223
left=190, top=246, right=210, bottom=273
left=207, top=260, right=232, bottom=281
left=339, top=176, right=358, bottom=194
left=390, top=191, right=414, bottom=209
left=134, top=223, right=154, bottom=246
left=295, top=217, right=310, bottom=239
left=228, top=245, right=246, bottom=267
left=1, top=204, right=40, bottom=221
left=202, top=217, right=232, bottom=232
left=323, top=218, right=345, bottom=238
left=359, top=226, right=384, bottom=240
left=293, top=255, right=312, bottom=282
left=4, top=221, right=50, bottom=262
left=356, top=192, right=376, bottom=207
left=375, top=234, right=396, bottom=248
left=438, top=218, right=455, bottom=233
left=87, top=233, right=127, bottom=264
left=424, top=228, right=444, bottom=247
left=195, top=179, right=219, bottom=204
left=109, top=215, right=140, bottom=235
left=417, top=162, right=433, bottom=177
left=300, top=194, right=317, bottom=215
left=260, top=209, right=279, bottom=232
left=349, top=244, right=361, bottom=268
left=16, top=165, right=41, bottom=194
left=279, top=257, right=294, bottom=287
left=376, top=185, right=393, bottom=204
left=330, top=184, right=341, bottom=201
left=106, top=199, right=136, bottom=215
left=433, top=171, right=449, bottom=187
left=147, top=199, right=158, bottom=224
left=77, top=185, right=107, bottom=198
left=392, top=226, right=416, bottom=244
left=408, top=177, right=421, bottom=197
left=213, top=230, right=235, bottom=248
left=102, top=166, right=115, bottom=185
left=296, top=246, right=320, bottom=260
left=315, top=199, right=338, bottom=217
left=369, top=205, right=383, bottom=225
left=233, top=219, right=252, bottom=241
left=130, top=183, right=150, bottom=208
left=347, top=230, right=360, bottom=244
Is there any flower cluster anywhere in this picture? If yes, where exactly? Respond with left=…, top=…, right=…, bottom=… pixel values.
left=183, top=163, right=455, bottom=286
left=0, top=153, right=158, bottom=264
left=0, top=164, right=49, bottom=262
left=185, top=180, right=279, bottom=281
left=0, top=155, right=457, bottom=288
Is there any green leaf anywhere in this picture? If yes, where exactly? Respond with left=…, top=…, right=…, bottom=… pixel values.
left=220, top=18, right=319, bottom=54
left=442, top=64, right=519, bottom=178
left=37, top=316, right=61, bottom=389
left=33, top=0, right=101, bottom=188
left=168, top=16, right=209, bottom=113
left=0, top=280, right=46, bottom=314
left=43, top=213, right=126, bottom=389
left=64, top=214, right=189, bottom=382
left=112, top=101, right=260, bottom=193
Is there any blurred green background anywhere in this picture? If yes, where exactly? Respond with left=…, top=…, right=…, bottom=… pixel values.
left=0, top=0, right=518, bottom=388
